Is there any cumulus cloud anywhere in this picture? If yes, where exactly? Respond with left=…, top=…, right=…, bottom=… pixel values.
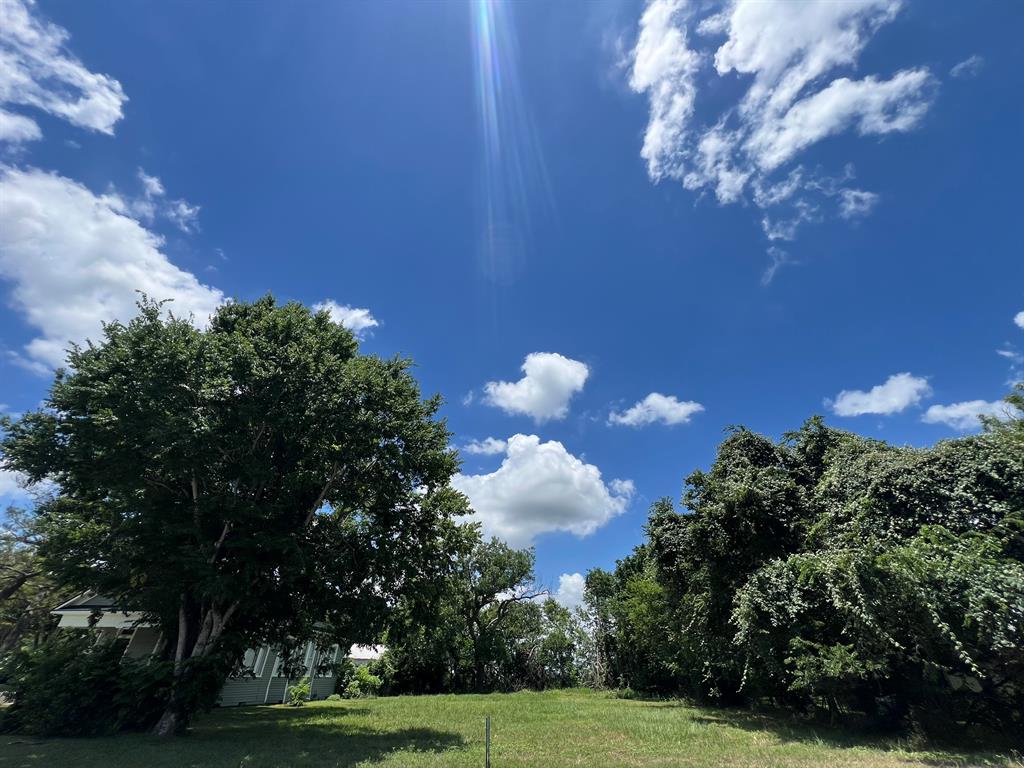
left=554, top=572, right=586, bottom=609
left=1015, top=311, right=1024, bottom=330
left=451, top=434, right=633, bottom=547
left=828, top=372, right=931, bottom=416
left=609, top=392, right=704, bottom=427
left=950, top=55, right=983, bottom=79
left=628, top=0, right=935, bottom=280
left=0, top=0, right=127, bottom=143
left=312, top=300, right=379, bottom=338
left=483, top=352, right=589, bottom=423
left=922, top=399, right=1013, bottom=431
left=462, top=437, right=508, bottom=456
left=0, top=166, right=224, bottom=371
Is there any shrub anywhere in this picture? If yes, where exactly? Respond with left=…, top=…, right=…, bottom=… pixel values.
left=344, top=665, right=382, bottom=698
left=0, top=630, right=171, bottom=736
left=332, top=657, right=355, bottom=696
left=326, top=693, right=342, bottom=702
left=286, top=676, right=311, bottom=706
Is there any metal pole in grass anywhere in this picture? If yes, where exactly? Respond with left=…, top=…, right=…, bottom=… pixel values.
left=485, top=716, right=491, bottom=767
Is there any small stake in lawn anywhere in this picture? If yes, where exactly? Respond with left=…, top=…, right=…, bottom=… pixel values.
left=485, top=716, right=491, bottom=767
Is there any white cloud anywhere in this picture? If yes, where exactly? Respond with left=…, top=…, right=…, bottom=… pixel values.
left=137, top=168, right=164, bottom=198
left=950, top=55, right=983, bottom=79
left=130, top=168, right=201, bottom=233
left=745, top=69, right=934, bottom=172
left=629, top=0, right=701, bottom=183
left=609, top=392, right=704, bottom=427
left=761, top=199, right=819, bottom=241
left=554, top=572, right=586, bottom=609
left=629, top=0, right=935, bottom=278
left=0, top=468, right=28, bottom=499
left=483, top=352, right=589, bottom=423
left=463, top=437, right=508, bottom=456
left=0, top=0, right=127, bottom=142
left=838, top=188, right=879, bottom=218
left=312, top=300, right=379, bottom=338
left=1015, top=311, right=1024, bottom=330
left=761, top=245, right=795, bottom=286
left=0, top=166, right=224, bottom=371
left=0, top=106, right=40, bottom=142
left=828, top=372, right=931, bottom=416
left=451, top=434, right=633, bottom=547
left=165, top=198, right=200, bottom=233
left=997, top=347, right=1023, bottom=365
left=922, top=399, right=1013, bottom=431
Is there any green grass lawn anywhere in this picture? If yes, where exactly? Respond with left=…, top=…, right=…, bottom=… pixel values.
left=0, top=689, right=1018, bottom=768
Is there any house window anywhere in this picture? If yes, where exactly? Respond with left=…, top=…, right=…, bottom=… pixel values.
left=238, top=647, right=269, bottom=677
left=253, top=647, right=269, bottom=676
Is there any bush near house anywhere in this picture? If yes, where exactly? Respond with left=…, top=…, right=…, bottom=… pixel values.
left=0, top=631, right=174, bottom=736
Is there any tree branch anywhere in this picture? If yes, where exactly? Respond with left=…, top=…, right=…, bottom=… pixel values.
left=303, top=465, right=339, bottom=527
left=484, top=590, right=547, bottom=630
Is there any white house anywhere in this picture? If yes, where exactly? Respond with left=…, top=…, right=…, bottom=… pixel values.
left=52, top=593, right=384, bottom=706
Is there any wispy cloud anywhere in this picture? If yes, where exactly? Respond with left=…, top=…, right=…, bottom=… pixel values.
left=129, top=168, right=201, bottom=233
left=950, top=54, right=983, bottom=79
left=628, top=0, right=936, bottom=282
left=0, top=0, right=127, bottom=143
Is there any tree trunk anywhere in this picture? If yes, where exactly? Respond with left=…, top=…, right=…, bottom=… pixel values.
left=152, top=707, right=184, bottom=737
left=151, top=599, right=237, bottom=737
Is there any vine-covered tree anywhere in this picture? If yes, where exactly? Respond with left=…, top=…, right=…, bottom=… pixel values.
left=587, top=387, right=1024, bottom=735
left=0, top=297, right=466, bottom=736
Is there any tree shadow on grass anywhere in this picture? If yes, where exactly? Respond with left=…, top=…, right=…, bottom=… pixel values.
left=0, top=706, right=467, bottom=768
left=676, top=705, right=1020, bottom=766
left=199, top=704, right=373, bottom=730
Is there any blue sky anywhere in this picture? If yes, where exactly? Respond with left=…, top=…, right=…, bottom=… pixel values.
left=1, top=0, right=1022, bottom=605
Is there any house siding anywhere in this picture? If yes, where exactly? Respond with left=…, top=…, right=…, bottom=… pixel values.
left=217, top=645, right=344, bottom=706
left=52, top=600, right=379, bottom=708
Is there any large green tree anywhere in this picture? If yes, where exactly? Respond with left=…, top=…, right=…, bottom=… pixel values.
left=0, top=297, right=465, bottom=735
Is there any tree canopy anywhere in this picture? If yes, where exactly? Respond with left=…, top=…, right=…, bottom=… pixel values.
left=0, top=296, right=467, bottom=735
left=585, top=389, right=1024, bottom=735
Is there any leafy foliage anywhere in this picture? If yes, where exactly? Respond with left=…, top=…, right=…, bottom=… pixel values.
left=0, top=631, right=172, bottom=736
left=587, top=388, right=1024, bottom=735
left=377, top=532, right=591, bottom=693
left=286, top=676, right=311, bottom=707
left=344, top=665, right=382, bottom=698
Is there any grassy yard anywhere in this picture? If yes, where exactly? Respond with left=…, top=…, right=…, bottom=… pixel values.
left=0, top=689, right=1018, bottom=768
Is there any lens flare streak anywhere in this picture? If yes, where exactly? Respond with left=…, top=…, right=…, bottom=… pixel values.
left=471, top=0, right=552, bottom=285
